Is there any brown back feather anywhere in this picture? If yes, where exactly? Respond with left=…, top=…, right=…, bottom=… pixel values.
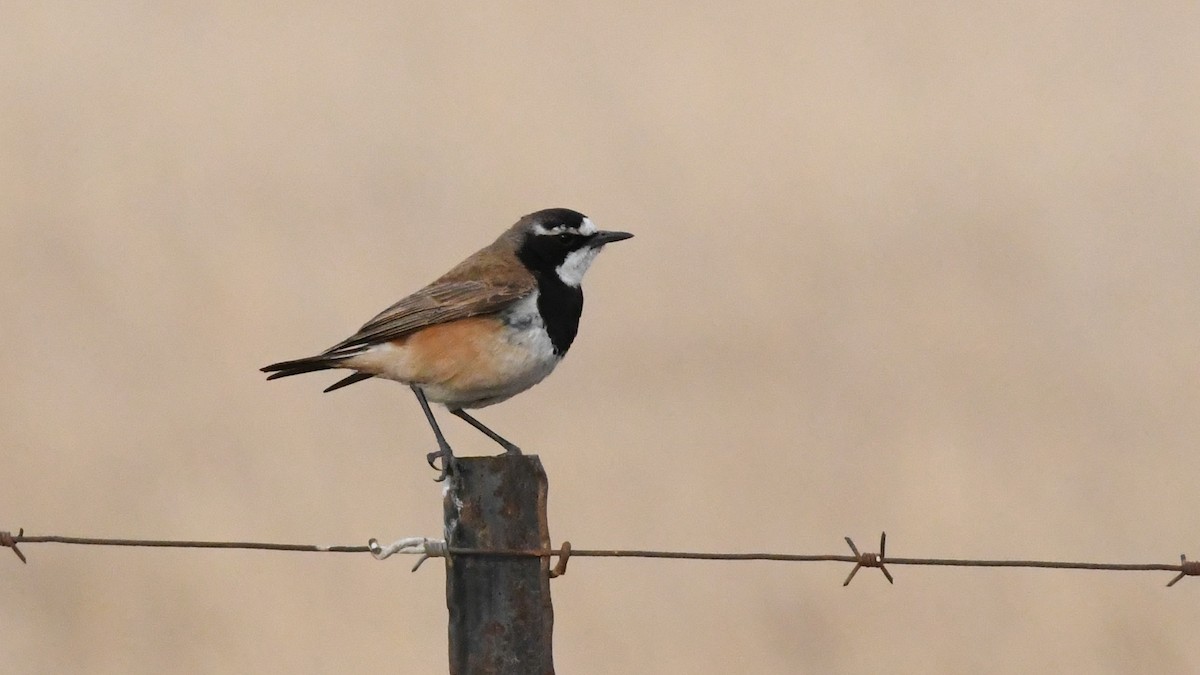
left=321, top=222, right=534, bottom=355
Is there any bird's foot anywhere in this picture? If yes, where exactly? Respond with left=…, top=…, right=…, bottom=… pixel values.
left=426, top=448, right=457, bottom=482
left=498, top=441, right=522, bottom=456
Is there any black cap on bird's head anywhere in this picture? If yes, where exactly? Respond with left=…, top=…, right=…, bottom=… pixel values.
left=515, top=208, right=633, bottom=286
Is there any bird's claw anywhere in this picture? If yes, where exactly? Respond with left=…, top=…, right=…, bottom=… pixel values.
left=426, top=449, right=455, bottom=482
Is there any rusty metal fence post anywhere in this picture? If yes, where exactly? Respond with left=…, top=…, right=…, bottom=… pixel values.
left=443, top=455, right=554, bottom=674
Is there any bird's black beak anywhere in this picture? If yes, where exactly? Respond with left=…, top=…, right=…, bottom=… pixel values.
left=591, top=230, right=634, bottom=246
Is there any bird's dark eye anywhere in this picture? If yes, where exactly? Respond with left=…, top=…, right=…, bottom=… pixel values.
left=557, top=233, right=572, bottom=242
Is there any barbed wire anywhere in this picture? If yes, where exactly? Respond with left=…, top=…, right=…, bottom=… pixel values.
left=4, top=528, right=1197, bottom=587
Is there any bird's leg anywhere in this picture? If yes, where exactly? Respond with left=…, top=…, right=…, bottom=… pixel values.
left=411, top=386, right=455, bottom=481
left=450, top=409, right=523, bottom=455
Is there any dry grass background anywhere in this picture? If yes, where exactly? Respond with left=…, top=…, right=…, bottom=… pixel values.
left=2, top=2, right=1199, bottom=673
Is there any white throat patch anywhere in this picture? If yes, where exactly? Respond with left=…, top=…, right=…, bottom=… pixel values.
left=555, top=245, right=601, bottom=287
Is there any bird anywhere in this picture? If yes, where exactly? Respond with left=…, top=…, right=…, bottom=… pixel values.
left=261, top=208, right=632, bottom=480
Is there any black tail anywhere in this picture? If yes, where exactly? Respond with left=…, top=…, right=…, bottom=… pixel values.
left=261, top=354, right=376, bottom=391
left=261, top=355, right=339, bottom=380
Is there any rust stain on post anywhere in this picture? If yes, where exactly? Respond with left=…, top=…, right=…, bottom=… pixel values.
left=444, top=455, right=554, bottom=675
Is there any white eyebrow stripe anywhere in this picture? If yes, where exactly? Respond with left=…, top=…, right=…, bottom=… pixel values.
left=533, top=217, right=597, bottom=237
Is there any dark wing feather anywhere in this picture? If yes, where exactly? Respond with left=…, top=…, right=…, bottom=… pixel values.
left=321, top=278, right=534, bottom=355
left=323, top=371, right=375, bottom=392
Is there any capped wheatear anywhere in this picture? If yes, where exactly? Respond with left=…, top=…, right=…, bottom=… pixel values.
left=262, top=208, right=632, bottom=479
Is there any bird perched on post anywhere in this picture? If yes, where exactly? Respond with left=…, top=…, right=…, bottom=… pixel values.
left=261, top=208, right=632, bottom=480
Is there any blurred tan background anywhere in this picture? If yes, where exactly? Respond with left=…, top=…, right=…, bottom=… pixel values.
left=2, top=2, right=1198, bottom=673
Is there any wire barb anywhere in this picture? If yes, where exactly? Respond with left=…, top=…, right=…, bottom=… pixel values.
left=549, top=541, right=572, bottom=579
left=1, top=528, right=26, bottom=564
left=1166, top=554, right=1200, bottom=587
left=843, top=532, right=893, bottom=586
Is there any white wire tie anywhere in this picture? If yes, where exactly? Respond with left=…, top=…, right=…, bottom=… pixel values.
left=368, top=536, right=448, bottom=571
